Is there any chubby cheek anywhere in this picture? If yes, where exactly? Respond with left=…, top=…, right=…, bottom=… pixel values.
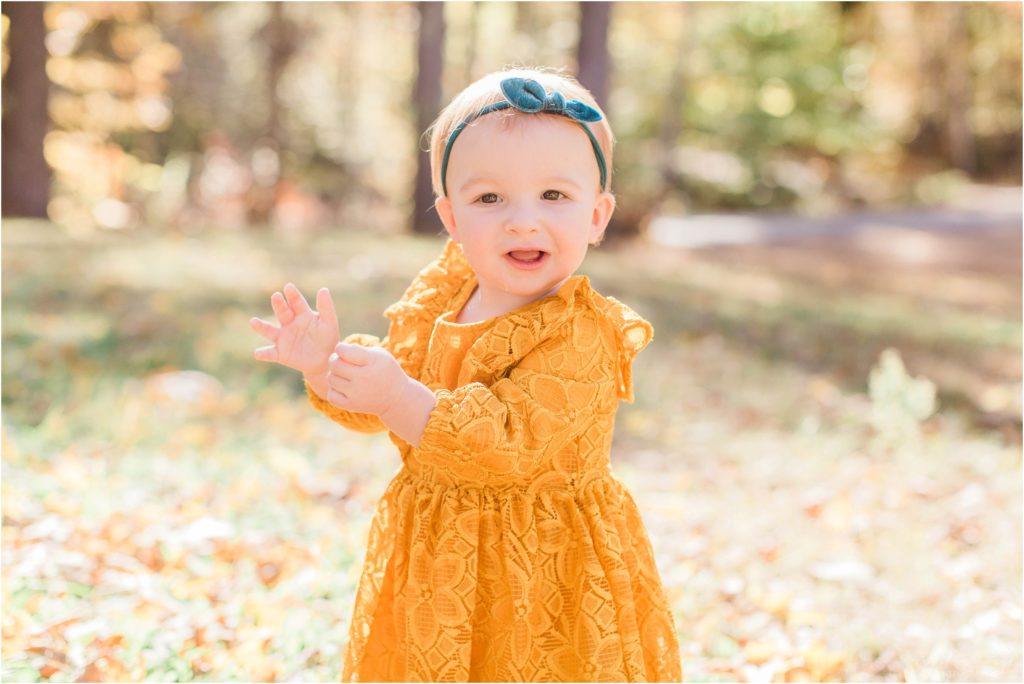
left=456, top=237, right=497, bottom=271
left=558, top=242, right=590, bottom=267
left=553, top=217, right=597, bottom=251
left=456, top=226, right=491, bottom=250
left=460, top=220, right=508, bottom=249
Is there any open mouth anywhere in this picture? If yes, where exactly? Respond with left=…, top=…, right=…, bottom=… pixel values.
left=504, top=250, right=549, bottom=270
left=506, top=250, right=547, bottom=263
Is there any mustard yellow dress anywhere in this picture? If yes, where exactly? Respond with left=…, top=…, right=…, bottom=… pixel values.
left=307, top=239, right=683, bottom=682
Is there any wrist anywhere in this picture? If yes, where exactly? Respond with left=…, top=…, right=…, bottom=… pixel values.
left=379, top=375, right=416, bottom=420
left=378, top=377, right=437, bottom=448
left=303, top=365, right=326, bottom=381
left=303, top=351, right=333, bottom=380
left=303, top=367, right=329, bottom=399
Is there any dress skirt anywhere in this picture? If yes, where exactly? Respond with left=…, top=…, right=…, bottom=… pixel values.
left=339, top=465, right=683, bottom=682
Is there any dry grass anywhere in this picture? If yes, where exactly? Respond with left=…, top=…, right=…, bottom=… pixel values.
left=3, top=218, right=1020, bottom=682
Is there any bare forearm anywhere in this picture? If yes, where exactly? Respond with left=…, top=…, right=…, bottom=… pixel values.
left=379, top=377, right=437, bottom=448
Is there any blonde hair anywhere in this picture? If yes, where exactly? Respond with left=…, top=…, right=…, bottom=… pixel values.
left=426, top=66, right=616, bottom=198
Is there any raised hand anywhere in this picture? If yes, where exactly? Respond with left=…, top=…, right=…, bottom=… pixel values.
left=250, top=283, right=340, bottom=376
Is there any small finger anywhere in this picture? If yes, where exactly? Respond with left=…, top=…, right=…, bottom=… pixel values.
left=328, top=353, right=353, bottom=379
left=327, top=371, right=351, bottom=392
left=253, top=345, right=278, bottom=362
left=283, top=283, right=313, bottom=316
left=335, top=342, right=370, bottom=367
left=316, top=287, right=338, bottom=326
left=327, top=388, right=348, bottom=406
left=270, top=292, right=293, bottom=324
left=250, top=317, right=280, bottom=341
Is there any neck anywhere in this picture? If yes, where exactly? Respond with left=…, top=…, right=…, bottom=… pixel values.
left=471, top=276, right=570, bottom=316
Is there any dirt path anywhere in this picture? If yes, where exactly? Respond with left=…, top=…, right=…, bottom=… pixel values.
left=637, top=192, right=1022, bottom=442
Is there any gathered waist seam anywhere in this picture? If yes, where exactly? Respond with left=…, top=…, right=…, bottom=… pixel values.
left=391, top=464, right=620, bottom=501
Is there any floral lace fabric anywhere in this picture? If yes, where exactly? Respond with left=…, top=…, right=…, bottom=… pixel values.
left=306, top=239, right=683, bottom=681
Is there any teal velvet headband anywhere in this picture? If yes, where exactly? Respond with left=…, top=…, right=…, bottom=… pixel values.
left=440, top=77, right=608, bottom=197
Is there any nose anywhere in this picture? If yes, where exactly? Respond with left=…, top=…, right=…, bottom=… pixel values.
left=502, top=200, right=540, bottom=234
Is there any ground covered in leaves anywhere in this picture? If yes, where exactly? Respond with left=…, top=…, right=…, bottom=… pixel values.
left=2, top=217, right=1020, bottom=682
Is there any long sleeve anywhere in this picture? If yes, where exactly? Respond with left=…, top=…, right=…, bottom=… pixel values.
left=414, top=370, right=605, bottom=481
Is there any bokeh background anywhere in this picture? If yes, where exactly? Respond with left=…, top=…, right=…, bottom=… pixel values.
left=2, top=1, right=1021, bottom=682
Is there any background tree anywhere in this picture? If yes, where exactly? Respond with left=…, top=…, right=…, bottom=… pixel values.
left=2, top=2, right=1018, bottom=233
left=249, top=2, right=299, bottom=225
left=939, top=3, right=977, bottom=175
left=576, top=0, right=610, bottom=108
left=577, top=1, right=629, bottom=239
left=2, top=1, right=50, bottom=217
left=462, top=1, right=480, bottom=86
left=411, top=1, right=445, bottom=236
left=653, top=3, right=694, bottom=214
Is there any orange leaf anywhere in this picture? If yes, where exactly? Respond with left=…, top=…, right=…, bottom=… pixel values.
left=742, top=640, right=776, bottom=665
left=39, top=662, right=64, bottom=678
left=802, top=641, right=847, bottom=681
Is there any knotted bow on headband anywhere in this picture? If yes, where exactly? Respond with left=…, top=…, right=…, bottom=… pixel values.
left=440, top=77, right=608, bottom=196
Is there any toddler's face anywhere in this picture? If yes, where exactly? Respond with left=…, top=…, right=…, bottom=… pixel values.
left=435, top=113, right=615, bottom=309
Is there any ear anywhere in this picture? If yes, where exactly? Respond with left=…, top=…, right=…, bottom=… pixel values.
left=588, top=191, right=616, bottom=244
left=434, top=196, right=459, bottom=241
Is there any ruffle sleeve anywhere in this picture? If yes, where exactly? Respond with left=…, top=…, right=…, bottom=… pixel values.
left=587, top=294, right=654, bottom=403
left=380, top=238, right=474, bottom=380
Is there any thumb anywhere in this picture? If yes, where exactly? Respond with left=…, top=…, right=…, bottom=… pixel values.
left=253, top=345, right=278, bottom=363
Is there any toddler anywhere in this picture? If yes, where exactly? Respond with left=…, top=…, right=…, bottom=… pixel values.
left=251, top=67, right=682, bottom=682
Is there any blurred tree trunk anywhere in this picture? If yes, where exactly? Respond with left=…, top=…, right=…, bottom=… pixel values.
left=831, top=0, right=870, bottom=205
left=944, top=3, right=976, bottom=175
left=838, top=1, right=861, bottom=18
left=412, top=2, right=445, bottom=235
left=910, top=3, right=938, bottom=155
left=2, top=2, right=50, bottom=218
left=911, top=3, right=977, bottom=176
left=252, top=2, right=298, bottom=225
left=578, top=2, right=637, bottom=241
left=513, top=1, right=536, bottom=35
left=576, top=1, right=610, bottom=108
left=463, top=1, right=480, bottom=85
left=654, top=3, right=693, bottom=213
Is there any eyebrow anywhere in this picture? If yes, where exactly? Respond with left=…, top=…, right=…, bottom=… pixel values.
left=459, top=176, right=583, bottom=192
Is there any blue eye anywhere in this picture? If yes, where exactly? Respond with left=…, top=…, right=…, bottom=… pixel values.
left=543, top=190, right=566, bottom=200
